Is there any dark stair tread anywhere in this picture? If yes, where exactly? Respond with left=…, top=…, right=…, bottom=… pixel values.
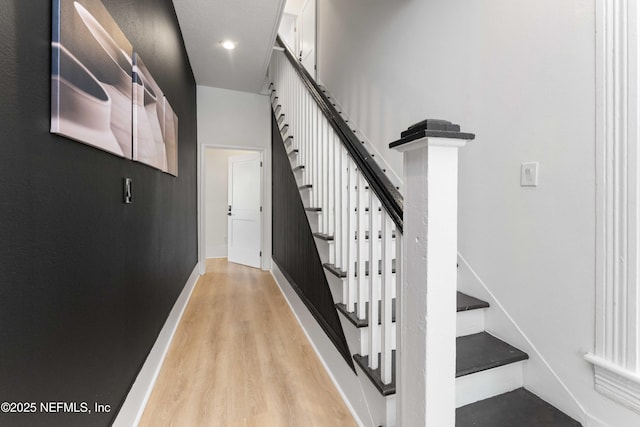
left=298, top=184, right=312, bottom=190
left=305, top=207, right=322, bottom=212
left=336, top=299, right=396, bottom=328
left=456, top=388, right=582, bottom=427
left=353, top=351, right=396, bottom=396
left=292, top=165, right=305, bottom=172
left=284, top=135, right=293, bottom=143
left=457, top=292, right=490, bottom=312
left=287, top=149, right=299, bottom=156
left=324, top=263, right=347, bottom=278
left=337, top=292, right=488, bottom=327
left=274, top=104, right=282, bottom=114
left=280, top=124, right=289, bottom=133
left=277, top=114, right=285, bottom=124
left=457, top=332, right=528, bottom=378
left=313, top=233, right=334, bottom=241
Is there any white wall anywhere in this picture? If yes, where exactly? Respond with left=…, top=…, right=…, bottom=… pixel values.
left=284, top=0, right=305, bottom=15
left=204, top=149, right=250, bottom=258
left=197, top=86, right=272, bottom=270
left=317, top=1, right=640, bottom=426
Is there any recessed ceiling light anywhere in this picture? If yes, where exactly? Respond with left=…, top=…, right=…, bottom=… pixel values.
left=221, top=40, right=236, bottom=50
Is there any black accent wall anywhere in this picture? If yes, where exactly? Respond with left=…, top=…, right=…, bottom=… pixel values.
left=0, top=2, right=197, bottom=426
left=271, top=114, right=353, bottom=370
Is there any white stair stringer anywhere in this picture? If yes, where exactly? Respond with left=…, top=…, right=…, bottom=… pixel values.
left=354, top=361, right=397, bottom=427
left=276, top=122, right=398, bottom=426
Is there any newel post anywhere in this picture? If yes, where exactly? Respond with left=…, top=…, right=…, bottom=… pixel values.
left=390, top=120, right=475, bottom=426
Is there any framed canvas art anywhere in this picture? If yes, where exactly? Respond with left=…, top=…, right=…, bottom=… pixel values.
left=51, top=0, right=133, bottom=158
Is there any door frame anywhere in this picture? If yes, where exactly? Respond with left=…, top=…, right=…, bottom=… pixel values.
left=198, top=143, right=269, bottom=275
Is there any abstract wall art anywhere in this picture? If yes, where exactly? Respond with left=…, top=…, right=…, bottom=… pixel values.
left=51, top=0, right=178, bottom=176
left=133, top=54, right=179, bottom=176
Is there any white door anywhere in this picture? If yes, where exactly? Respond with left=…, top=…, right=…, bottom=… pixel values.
left=227, top=153, right=262, bottom=268
left=299, top=0, right=316, bottom=78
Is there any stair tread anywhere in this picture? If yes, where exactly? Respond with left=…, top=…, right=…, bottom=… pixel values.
left=324, top=263, right=347, bottom=278
left=305, top=207, right=322, bottom=212
left=287, top=149, right=299, bottom=156
left=457, top=292, right=490, bottom=312
left=351, top=332, right=529, bottom=398
left=337, top=291, right=482, bottom=328
left=298, top=184, right=312, bottom=190
left=313, top=233, right=334, bottom=241
left=292, top=165, right=305, bottom=172
left=456, top=388, right=581, bottom=427
left=353, top=351, right=396, bottom=397
left=336, top=299, right=396, bottom=328
left=457, top=332, right=528, bottom=378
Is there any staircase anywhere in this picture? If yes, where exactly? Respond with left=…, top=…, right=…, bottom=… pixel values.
left=269, top=37, right=581, bottom=426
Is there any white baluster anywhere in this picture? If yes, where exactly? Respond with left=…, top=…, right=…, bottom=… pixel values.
left=313, top=107, right=320, bottom=208
left=381, top=211, right=394, bottom=384
left=303, top=91, right=309, bottom=185
left=368, top=196, right=381, bottom=369
left=307, top=92, right=312, bottom=188
left=322, top=119, right=329, bottom=234
left=342, top=149, right=350, bottom=272
left=334, top=136, right=342, bottom=270
left=347, top=157, right=357, bottom=312
left=328, top=132, right=335, bottom=239
left=356, top=172, right=368, bottom=321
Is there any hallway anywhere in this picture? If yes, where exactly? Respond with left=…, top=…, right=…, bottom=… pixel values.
left=139, top=259, right=357, bottom=427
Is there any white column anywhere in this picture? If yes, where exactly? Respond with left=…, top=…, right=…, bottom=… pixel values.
left=392, top=136, right=468, bottom=427
left=585, top=0, right=640, bottom=413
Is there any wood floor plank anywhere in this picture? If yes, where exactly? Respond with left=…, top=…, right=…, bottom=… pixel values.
left=139, top=259, right=357, bottom=427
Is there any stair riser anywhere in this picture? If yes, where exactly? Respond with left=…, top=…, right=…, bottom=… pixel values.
left=325, top=271, right=345, bottom=304
left=455, top=361, right=525, bottom=408
left=325, top=272, right=369, bottom=305
left=456, top=309, right=486, bottom=337
left=340, top=312, right=398, bottom=357
left=304, top=211, right=319, bottom=233
left=339, top=309, right=486, bottom=359
left=298, top=188, right=311, bottom=207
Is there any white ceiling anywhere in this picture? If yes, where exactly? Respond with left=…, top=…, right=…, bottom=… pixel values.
left=172, top=0, right=286, bottom=94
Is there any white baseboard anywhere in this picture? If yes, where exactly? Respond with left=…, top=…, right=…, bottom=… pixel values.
left=112, top=263, right=202, bottom=427
left=270, top=263, right=373, bottom=427
left=206, top=244, right=227, bottom=259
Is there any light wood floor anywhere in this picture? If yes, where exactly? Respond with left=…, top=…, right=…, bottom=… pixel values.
left=139, top=258, right=357, bottom=427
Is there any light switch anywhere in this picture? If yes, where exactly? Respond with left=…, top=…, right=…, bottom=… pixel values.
left=520, top=162, right=539, bottom=187
left=124, top=178, right=133, bottom=203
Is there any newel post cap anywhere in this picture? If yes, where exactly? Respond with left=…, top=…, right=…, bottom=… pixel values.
left=389, top=119, right=475, bottom=152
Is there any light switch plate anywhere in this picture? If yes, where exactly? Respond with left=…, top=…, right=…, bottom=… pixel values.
left=521, top=162, right=539, bottom=187
left=124, top=178, right=133, bottom=203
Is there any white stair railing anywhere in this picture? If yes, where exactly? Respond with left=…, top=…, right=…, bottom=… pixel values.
left=270, top=39, right=474, bottom=427
left=269, top=46, right=400, bottom=388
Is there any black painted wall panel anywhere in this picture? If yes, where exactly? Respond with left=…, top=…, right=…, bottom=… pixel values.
left=0, top=1, right=197, bottom=426
left=271, top=113, right=353, bottom=369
